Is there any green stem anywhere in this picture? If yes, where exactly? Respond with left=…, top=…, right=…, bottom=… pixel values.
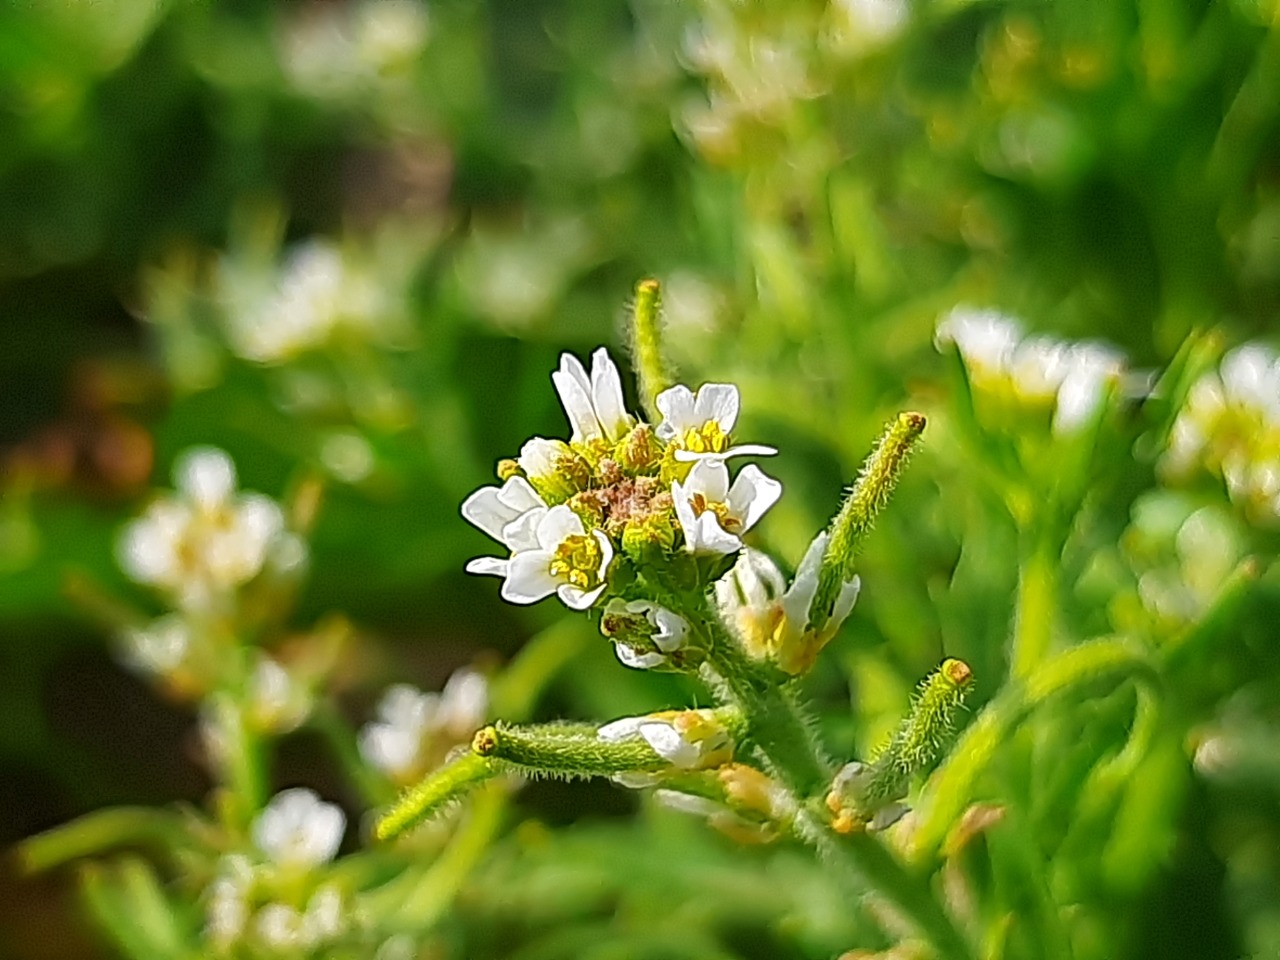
left=696, top=611, right=830, bottom=797
left=1010, top=528, right=1058, bottom=680
left=384, top=782, right=508, bottom=927
left=311, top=700, right=389, bottom=808
left=909, top=638, right=1156, bottom=865
left=19, top=808, right=193, bottom=873
left=799, top=808, right=974, bottom=960
left=690, top=600, right=973, bottom=958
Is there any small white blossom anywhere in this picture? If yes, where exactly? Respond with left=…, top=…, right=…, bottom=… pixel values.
left=120, top=615, right=191, bottom=678
left=205, top=855, right=254, bottom=948
left=715, top=535, right=860, bottom=674
left=246, top=656, right=312, bottom=734
left=1162, top=342, right=1280, bottom=522
left=597, top=708, right=732, bottom=773
left=253, top=788, right=345, bottom=870
left=551, top=348, right=634, bottom=445
left=118, top=447, right=291, bottom=610
left=467, top=504, right=614, bottom=610
left=601, top=599, right=689, bottom=670
left=461, top=475, right=549, bottom=571
left=359, top=669, right=489, bottom=780
left=655, top=382, right=776, bottom=462
left=672, top=460, right=782, bottom=555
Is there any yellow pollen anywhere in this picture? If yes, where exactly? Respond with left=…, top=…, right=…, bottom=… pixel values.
left=548, top=534, right=603, bottom=590
left=682, top=422, right=730, bottom=455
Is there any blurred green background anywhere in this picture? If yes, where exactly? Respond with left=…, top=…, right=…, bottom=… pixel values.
left=2, top=0, right=1280, bottom=958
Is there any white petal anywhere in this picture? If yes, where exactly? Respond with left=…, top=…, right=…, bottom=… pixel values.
left=552, top=353, right=601, bottom=443
left=557, top=581, right=607, bottom=610
left=592, top=529, right=614, bottom=581
left=502, top=551, right=559, bottom=603
left=726, top=464, right=783, bottom=532
left=440, top=669, right=488, bottom=731
left=517, top=437, right=562, bottom=478
left=535, top=504, right=586, bottom=550
left=461, top=486, right=518, bottom=542
left=359, top=724, right=420, bottom=776
left=691, top=513, right=742, bottom=555
left=673, top=442, right=777, bottom=462
left=615, top=644, right=666, bottom=670
left=465, top=556, right=508, bottom=577
left=830, top=574, right=862, bottom=627
left=638, top=721, right=700, bottom=767
left=780, top=532, right=827, bottom=626
left=1054, top=367, right=1107, bottom=433
left=654, top=385, right=697, bottom=440
left=597, top=715, right=647, bottom=742
left=500, top=506, right=547, bottom=552
left=589, top=348, right=632, bottom=441
left=175, top=447, right=236, bottom=509
left=646, top=605, right=688, bottom=652
left=692, top=383, right=739, bottom=432
left=684, top=459, right=730, bottom=501
left=462, top=478, right=544, bottom=543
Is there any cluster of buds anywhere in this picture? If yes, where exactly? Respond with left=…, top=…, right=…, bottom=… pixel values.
left=1160, top=342, right=1280, bottom=524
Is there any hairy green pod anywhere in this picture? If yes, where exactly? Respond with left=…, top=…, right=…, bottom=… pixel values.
left=374, top=752, right=503, bottom=842
left=810, top=412, right=926, bottom=631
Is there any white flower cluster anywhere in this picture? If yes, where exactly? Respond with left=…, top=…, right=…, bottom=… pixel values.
left=207, top=789, right=350, bottom=953
left=1161, top=342, right=1280, bottom=523
left=218, top=239, right=399, bottom=365
left=359, top=668, right=489, bottom=784
left=118, top=447, right=303, bottom=615
left=462, top=349, right=781, bottom=622
left=935, top=305, right=1125, bottom=435
left=279, top=0, right=429, bottom=102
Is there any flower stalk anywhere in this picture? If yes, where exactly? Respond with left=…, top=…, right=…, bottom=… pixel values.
left=630, top=278, right=671, bottom=422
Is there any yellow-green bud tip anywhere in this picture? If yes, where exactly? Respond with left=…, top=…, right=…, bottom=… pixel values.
left=941, top=658, right=972, bottom=687
left=473, top=725, right=499, bottom=756
left=901, top=411, right=927, bottom=437
left=496, top=459, right=521, bottom=481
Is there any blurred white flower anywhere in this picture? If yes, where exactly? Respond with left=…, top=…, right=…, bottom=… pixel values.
left=118, top=447, right=291, bottom=610
left=120, top=614, right=191, bottom=678
left=253, top=788, right=345, bottom=870
left=672, top=459, right=781, bottom=555
left=828, top=0, right=909, bottom=53
left=359, top=669, right=489, bottom=781
left=280, top=0, right=428, bottom=101
left=1161, top=342, right=1280, bottom=522
left=205, top=855, right=254, bottom=948
left=935, top=305, right=1125, bottom=435
left=466, top=504, right=614, bottom=610
left=246, top=656, right=312, bottom=734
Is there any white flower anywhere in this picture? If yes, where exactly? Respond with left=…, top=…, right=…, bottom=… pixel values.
left=597, top=709, right=732, bottom=772
left=255, top=903, right=307, bottom=951
left=672, top=460, right=782, bottom=554
left=252, top=788, right=345, bottom=869
left=551, top=348, right=634, bottom=445
left=654, top=382, right=776, bottom=462
left=120, top=615, right=191, bottom=677
left=934, top=306, right=1022, bottom=376
left=118, top=447, right=289, bottom=610
left=205, top=856, right=254, bottom=947
left=935, top=306, right=1125, bottom=435
left=246, top=656, right=312, bottom=734
left=359, top=669, right=489, bottom=780
left=715, top=536, right=860, bottom=674
left=468, top=504, right=614, bottom=610
left=461, top=475, right=548, bottom=574
left=601, top=598, right=689, bottom=670
left=355, top=0, right=429, bottom=70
